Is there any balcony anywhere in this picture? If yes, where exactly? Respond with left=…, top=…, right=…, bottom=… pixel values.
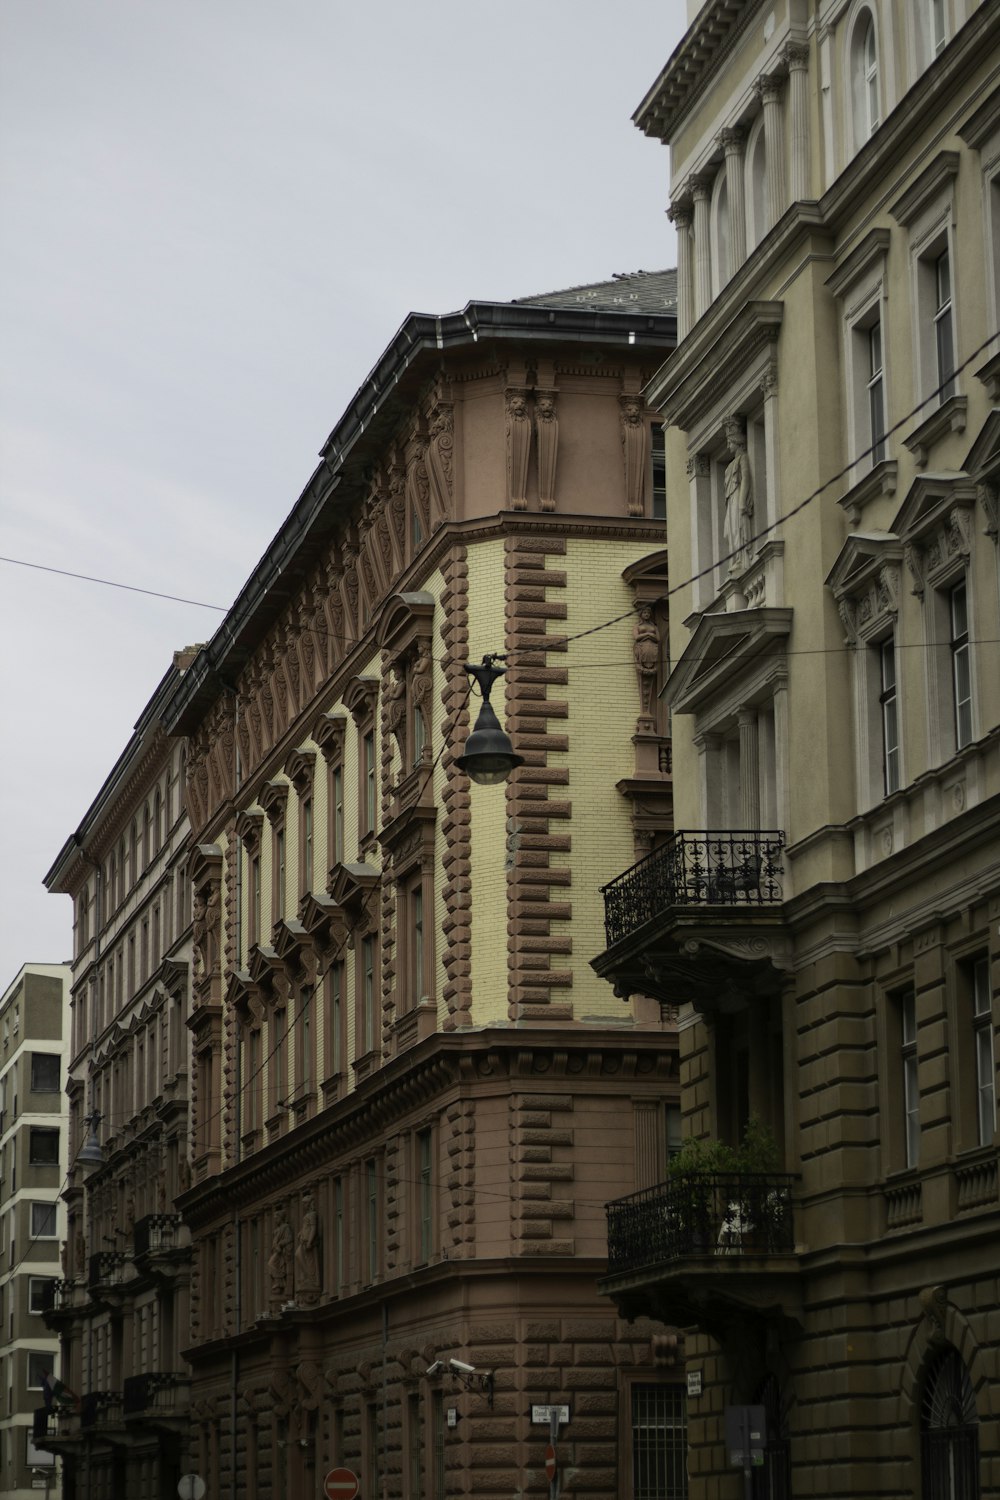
left=601, top=1172, right=801, bottom=1338
left=80, top=1391, right=124, bottom=1434
left=87, top=1251, right=130, bottom=1306
left=593, top=830, right=790, bottom=1009
left=134, top=1211, right=182, bottom=1258
left=123, top=1371, right=191, bottom=1429
left=33, top=1407, right=60, bottom=1445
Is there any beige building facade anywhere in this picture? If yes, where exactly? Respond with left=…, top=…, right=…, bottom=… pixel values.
left=594, top=3, right=1000, bottom=1497
left=0, top=962, right=69, bottom=1500
left=43, top=659, right=195, bottom=1500
left=160, top=278, right=687, bottom=1499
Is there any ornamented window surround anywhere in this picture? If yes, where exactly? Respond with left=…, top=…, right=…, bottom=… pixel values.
left=890, top=151, right=961, bottom=419
left=344, top=676, right=380, bottom=853
left=826, top=228, right=891, bottom=487
left=826, top=532, right=905, bottom=812
left=314, top=711, right=349, bottom=869
left=328, top=861, right=381, bottom=1080
left=959, top=83, right=1000, bottom=337
left=380, top=802, right=438, bottom=1054
left=377, top=592, right=435, bottom=800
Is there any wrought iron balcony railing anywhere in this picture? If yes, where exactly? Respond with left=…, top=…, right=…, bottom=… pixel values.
left=606, top=1172, right=797, bottom=1276
left=601, top=830, right=785, bottom=947
left=123, top=1371, right=188, bottom=1416
left=80, top=1391, right=123, bottom=1430
left=134, top=1212, right=181, bottom=1258
left=88, top=1251, right=128, bottom=1289
left=33, top=1407, right=60, bottom=1443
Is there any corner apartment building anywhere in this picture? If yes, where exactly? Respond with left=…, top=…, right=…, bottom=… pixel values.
left=0, top=962, right=69, bottom=1500
left=594, top=3, right=1000, bottom=1497
left=41, top=658, right=194, bottom=1500
left=159, top=273, right=686, bottom=1500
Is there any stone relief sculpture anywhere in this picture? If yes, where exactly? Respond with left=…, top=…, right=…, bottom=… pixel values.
left=620, top=395, right=648, bottom=517
left=632, top=603, right=661, bottom=728
left=268, top=1204, right=294, bottom=1304
left=723, top=418, right=754, bottom=573
left=386, top=660, right=407, bottom=759
left=535, top=391, right=558, bottom=511
left=427, top=401, right=454, bottom=522
left=505, top=389, right=531, bottom=510
left=294, top=1191, right=321, bottom=1306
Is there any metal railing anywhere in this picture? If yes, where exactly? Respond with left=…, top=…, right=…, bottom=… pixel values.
left=80, top=1391, right=123, bottom=1430
left=33, top=1408, right=60, bottom=1443
left=601, top=830, right=785, bottom=947
left=87, top=1251, right=127, bottom=1289
left=134, top=1212, right=181, bottom=1258
left=605, top=1172, right=796, bottom=1275
left=123, top=1371, right=187, bottom=1416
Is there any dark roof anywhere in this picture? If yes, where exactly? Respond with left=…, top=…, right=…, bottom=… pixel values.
left=515, top=268, right=677, bottom=314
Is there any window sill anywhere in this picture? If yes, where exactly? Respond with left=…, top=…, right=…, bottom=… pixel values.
left=903, top=393, right=967, bottom=468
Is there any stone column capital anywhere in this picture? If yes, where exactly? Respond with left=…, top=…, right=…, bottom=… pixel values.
left=781, top=40, right=810, bottom=72
left=668, top=198, right=694, bottom=228
left=689, top=173, right=714, bottom=202
left=755, top=73, right=784, bottom=106
left=718, top=127, right=746, bottom=155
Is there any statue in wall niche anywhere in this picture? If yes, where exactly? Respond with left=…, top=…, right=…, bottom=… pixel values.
left=192, top=893, right=207, bottom=973
left=386, top=661, right=407, bottom=758
left=268, top=1204, right=294, bottom=1302
left=204, top=883, right=221, bottom=974
left=632, top=604, right=661, bottom=726
left=294, top=1191, right=321, bottom=1306
left=723, top=419, right=754, bottom=573
left=74, top=1229, right=86, bottom=1274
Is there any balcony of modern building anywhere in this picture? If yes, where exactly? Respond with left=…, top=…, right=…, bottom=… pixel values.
left=593, top=829, right=790, bottom=1010
left=601, top=1168, right=801, bottom=1339
left=40, top=1275, right=87, bottom=1330
left=122, top=1370, right=192, bottom=1432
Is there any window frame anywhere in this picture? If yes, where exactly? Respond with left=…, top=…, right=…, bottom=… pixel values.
left=30, top=1053, right=60, bottom=1094
left=30, top=1201, right=58, bottom=1239
left=29, top=1127, right=60, bottom=1167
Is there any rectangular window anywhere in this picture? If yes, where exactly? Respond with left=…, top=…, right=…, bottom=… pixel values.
left=901, top=991, right=920, bottom=1169
left=408, top=1392, right=424, bottom=1500
left=934, top=248, right=955, bottom=400
left=362, top=936, right=376, bottom=1055
left=631, top=1383, right=688, bottom=1500
left=30, top=1202, right=57, bottom=1238
left=412, top=886, right=424, bottom=1005
left=650, top=422, right=667, bottom=520
left=272, top=1009, right=286, bottom=1115
left=417, top=1128, right=433, bottom=1263
left=274, top=825, right=286, bottom=920
left=332, top=764, right=345, bottom=864
left=334, top=1176, right=345, bottom=1293
left=300, top=799, right=314, bottom=895
left=330, top=962, right=344, bottom=1080
left=366, top=1159, right=379, bottom=1282
left=246, top=1028, right=262, bottom=1132
left=867, top=321, right=886, bottom=464
left=950, top=581, right=972, bottom=750
left=30, top=1054, right=60, bottom=1093
left=28, top=1278, right=54, bottom=1314
left=879, top=637, right=900, bottom=795
left=29, top=1128, right=59, bottom=1166
left=27, top=1351, right=55, bottom=1390
left=973, top=956, right=995, bottom=1148
left=364, top=732, right=377, bottom=834
left=299, top=987, right=313, bottom=1096
left=249, top=854, right=262, bottom=948
left=931, top=0, right=946, bottom=52
left=432, top=1391, right=446, bottom=1500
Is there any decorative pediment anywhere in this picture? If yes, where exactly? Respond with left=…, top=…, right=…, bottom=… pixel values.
left=283, top=748, right=316, bottom=796
left=891, top=473, right=977, bottom=596
left=964, top=409, right=1000, bottom=479
left=376, top=591, right=435, bottom=653
left=187, top=842, right=223, bottom=890
left=226, top=969, right=264, bottom=1029
left=258, top=780, right=289, bottom=823
left=298, top=891, right=349, bottom=954
left=327, top=862, right=380, bottom=932
left=343, top=676, right=379, bottom=724
left=271, top=919, right=318, bottom=983
left=663, top=608, right=792, bottom=719
left=825, top=533, right=903, bottom=645
left=622, top=548, right=669, bottom=600
left=246, top=944, right=290, bottom=1006
left=234, top=810, right=265, bottom=854
left=379, top=799, right=437, bottom=870
left=313, top=711, right=348, bottom=763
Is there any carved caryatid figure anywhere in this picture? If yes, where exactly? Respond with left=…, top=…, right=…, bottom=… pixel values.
left=723, top=418, right=754, bottom=573
left=294, top=1191, right=321, bottom=1306
left=620, top=395, right=648, bottom=517
left=427, top=402, right=454, bottom=522
left=386, top=659, right=407, bottom=759
left=535, top=391, right=558, bottom=511
left=268, top=1204, right=294, bottom=1303
left=505, top=390, right=531, bottom=510
left=633, top=603, right=661, bottom=727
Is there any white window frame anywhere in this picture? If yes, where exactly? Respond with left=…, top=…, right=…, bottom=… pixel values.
left=848, top=5, right=880, bottom=153
left=891, top=153, right=961, bottom=413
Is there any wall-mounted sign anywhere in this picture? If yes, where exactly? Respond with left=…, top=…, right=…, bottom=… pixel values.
left=531, top=1405, right=570, bottom=1425
left=687, top=1371, right=702, bottom=1397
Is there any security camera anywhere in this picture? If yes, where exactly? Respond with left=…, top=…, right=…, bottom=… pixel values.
left=450, top=1358, right=476, bottom=1375
left=425, top=1361, right=443, bottom=1377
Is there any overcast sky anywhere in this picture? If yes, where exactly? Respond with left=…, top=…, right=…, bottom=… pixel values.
left=0, top=0, right=686, bottom=982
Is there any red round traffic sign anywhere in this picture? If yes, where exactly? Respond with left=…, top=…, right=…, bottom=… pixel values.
left=324, top=1468, right=360, bottom=1500
left=544, top=1443, right=557, bottom=1482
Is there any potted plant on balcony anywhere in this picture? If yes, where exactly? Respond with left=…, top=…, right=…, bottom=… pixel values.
left=667, top=1119, right=783, bottom=1254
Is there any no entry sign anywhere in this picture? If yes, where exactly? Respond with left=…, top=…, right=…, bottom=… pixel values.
left=544, top=1443, right=557, bottom=1482
left=324, top=1468, right=360, bottom=1500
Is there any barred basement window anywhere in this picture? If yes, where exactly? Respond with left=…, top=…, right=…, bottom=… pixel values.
left=921, top=1347, right=980, bottom=1499
left=631, top=1383, right=688, bottom=1500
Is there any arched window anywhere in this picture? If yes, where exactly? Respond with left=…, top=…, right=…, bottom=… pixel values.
left=921, top=1347, right=980, bottom=1499
left=746, top=117, right=768, bottom=250
left=711, top=169, right=732, bottom=297
left=851, top=9, right=880, bottom=149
